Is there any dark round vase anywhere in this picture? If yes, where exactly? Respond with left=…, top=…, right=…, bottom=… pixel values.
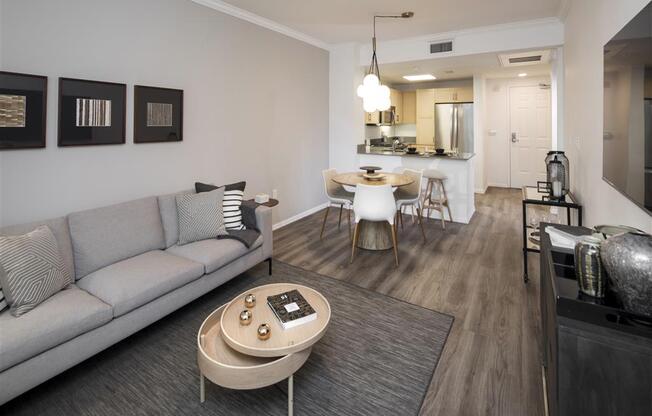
left=600, top=232, right=652, bottom=317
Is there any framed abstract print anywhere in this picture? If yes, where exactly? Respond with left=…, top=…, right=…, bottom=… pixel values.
left=58, top=77, right=126, bottom=146
left=0, top=71, right=48, bottom=150
left=133, top=85, right=183, bottom=143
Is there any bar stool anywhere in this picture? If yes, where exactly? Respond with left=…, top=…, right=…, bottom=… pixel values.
left=422, top=169, right=452, bottom=229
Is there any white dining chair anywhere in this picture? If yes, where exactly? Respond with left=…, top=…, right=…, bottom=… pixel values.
left=351, top=184, right=400, bottom=267
left=394, top=169, right=426, bottom=243
left=321, top=168, right=354, bottom=239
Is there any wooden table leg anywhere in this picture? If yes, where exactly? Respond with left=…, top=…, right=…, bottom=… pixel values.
left=288, top=374, right=294, bottom=416
left=200, top=372, right=205, bottom=403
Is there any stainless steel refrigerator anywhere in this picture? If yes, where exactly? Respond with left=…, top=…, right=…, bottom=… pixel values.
left=434, top=103, right=474, bottom=153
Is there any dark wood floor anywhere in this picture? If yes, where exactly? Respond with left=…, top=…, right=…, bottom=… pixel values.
left=273, top=187, right=544, bottom=416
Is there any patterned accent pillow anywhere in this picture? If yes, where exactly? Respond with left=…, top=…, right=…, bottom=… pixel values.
left=0, top=226, right=73, bottom=317
left=176, top=188, right=228, bottom=245
left=0, top=287, right=7, bottom=312
left=195, top=181, right=246, bottom=230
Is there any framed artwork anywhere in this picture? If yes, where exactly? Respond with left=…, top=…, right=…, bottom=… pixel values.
left=0, top=71, right=48, bottom=150
left=133, top=85, right=183, bottom=143
left=58, top=77, right=126, bottom=146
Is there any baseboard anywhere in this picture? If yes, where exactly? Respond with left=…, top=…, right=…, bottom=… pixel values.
left=272, top=202, right=329, bottom=231
left=475, top=185, right=488, bottom=194
left=487, top=182, right=510, bottom=188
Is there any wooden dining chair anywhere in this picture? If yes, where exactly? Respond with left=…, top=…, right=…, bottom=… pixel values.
left=321, top=168, right=354, bottom=239
left=351, top=184, right=399, bottom=267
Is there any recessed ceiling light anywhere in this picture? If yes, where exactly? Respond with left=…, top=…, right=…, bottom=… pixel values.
left=518, top=72, right=528, bottom=77
left=403, top=74, right=437, bottom=81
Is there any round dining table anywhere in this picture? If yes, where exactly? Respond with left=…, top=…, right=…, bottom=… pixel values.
left=332, top=172, right=414, bottom=250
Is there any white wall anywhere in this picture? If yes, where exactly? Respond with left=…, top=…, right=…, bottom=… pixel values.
left=564, top=0, right=652, bottom=232
left=329, top=43, right=365, bottom=173
left=484, top=75, right=551, bottom=188
left=0, top=0, right=329, bottom=227
left=473, top=74, right=487, bottom=192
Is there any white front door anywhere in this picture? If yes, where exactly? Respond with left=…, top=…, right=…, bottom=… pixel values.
left=509, top=86, right=551, bottom=188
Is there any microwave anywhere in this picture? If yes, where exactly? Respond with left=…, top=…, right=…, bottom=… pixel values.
left=364, top=107, right=395, bottom=126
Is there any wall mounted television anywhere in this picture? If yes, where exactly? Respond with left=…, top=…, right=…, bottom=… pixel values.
left=603, top=2, right=652, bottom=215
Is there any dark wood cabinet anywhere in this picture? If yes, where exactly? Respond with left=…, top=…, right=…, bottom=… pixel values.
left=540, top=225, right=652, bottom=416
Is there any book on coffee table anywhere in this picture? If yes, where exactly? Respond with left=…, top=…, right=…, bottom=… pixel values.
left=267, top=289, right=317, bottom=330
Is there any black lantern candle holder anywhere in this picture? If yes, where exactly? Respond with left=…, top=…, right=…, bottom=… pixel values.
left=545, top=151, right=570, bottom=200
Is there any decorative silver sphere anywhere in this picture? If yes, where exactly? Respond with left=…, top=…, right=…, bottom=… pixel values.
left=239, top=309, right=253, bottom=326
left=244, top=293, right=256, bottom=308
left=257, top=323, right=271, bottom=340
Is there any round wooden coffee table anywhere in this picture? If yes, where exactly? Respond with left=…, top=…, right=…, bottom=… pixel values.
left=197, top=283, right=331, bottom=416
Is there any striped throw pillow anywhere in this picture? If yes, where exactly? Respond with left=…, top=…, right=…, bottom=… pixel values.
left=195, top=181, right=246, bottom=231
left=0, top=287, right=7, bottom=312
left=223, top=188, right=246, bottom=230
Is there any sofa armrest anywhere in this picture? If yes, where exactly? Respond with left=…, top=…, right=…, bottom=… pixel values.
left=241, top=201, right=272, bottom=259
left=255, top=206, right=273, bottom=259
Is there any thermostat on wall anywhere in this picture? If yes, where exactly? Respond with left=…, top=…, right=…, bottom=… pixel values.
left=255, top=193, right=270, bottom=204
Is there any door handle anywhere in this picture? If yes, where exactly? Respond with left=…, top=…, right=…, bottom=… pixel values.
left=511, top=133, right=518, bottom=143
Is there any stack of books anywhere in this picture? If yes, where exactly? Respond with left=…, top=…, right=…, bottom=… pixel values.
left=267, top=289, right=317, bottom=329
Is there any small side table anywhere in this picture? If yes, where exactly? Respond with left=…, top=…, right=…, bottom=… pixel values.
left=247, top=198, right=279, bottom=208
left=522, top=186, right=582, bottom=283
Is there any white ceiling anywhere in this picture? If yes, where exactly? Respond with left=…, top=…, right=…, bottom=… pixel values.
left=380, top=51, right=552, bottom=85
left=221, top=0, right=563, bottom=44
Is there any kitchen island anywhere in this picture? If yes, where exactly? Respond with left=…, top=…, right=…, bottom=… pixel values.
left=356, top=145, right=476, bottom=223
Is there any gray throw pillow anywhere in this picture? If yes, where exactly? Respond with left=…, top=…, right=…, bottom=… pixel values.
left=0, top=225, right=73, bottom=317
left=176, top=188, right=228, bottom=245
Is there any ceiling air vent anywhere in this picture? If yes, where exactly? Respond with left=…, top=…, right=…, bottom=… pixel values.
left=498, top=50, right=551, bottom=67
left=509, top=55, right=542, bottom=64
left=429, top=41, right=453, bottom=54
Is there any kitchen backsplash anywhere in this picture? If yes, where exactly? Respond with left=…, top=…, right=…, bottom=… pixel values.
left=365, top=123, right=417, bottom=140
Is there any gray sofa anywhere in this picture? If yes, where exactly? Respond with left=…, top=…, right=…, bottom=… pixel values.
left=0, top=191, right=272, bottom=405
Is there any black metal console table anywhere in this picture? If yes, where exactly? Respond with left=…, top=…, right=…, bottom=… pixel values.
left=522, top=186, right=582, bottom=282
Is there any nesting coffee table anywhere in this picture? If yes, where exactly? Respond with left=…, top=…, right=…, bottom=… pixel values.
left=197, top=283, right=331, bottom=416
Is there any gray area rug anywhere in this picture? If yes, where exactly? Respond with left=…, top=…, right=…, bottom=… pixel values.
left=1, top=260, right=453, bottom=416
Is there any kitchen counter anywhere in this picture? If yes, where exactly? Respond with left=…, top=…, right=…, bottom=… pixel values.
left=357, top=145, right=475, bottom=160
left=356, top=145, right=476, bottom=224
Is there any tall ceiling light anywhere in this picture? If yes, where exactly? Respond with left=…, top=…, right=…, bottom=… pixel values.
left=357, top=12, right=414, bottom=112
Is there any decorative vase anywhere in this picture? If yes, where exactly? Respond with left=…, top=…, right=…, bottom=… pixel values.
left=600, top=231, right=652, bottom=317
left=574, top=236, right=606, bottom=298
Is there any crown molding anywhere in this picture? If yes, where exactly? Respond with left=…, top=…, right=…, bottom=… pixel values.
left=191, top=0, right=330, bottom=50
left=557, top=0, right=571, bottom=22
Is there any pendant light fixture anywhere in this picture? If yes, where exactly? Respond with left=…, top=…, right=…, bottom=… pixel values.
left=357, top=12, right=414, bottom=112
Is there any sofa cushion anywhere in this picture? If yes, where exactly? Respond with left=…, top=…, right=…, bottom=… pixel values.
left=166, top=235, right=262, bottom=274
left=0, top=285, right=112, bottom=372
left=76, top=250, right=204, bottom=317
left=0, top=216, right=75, bottom=281
left=158, top=189, right=194, bottom=248
left=68, top=197, right=166, bottom=279
left=0, top=226, right=74, bottom=317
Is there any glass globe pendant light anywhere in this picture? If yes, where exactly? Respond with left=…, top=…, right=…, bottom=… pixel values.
left=357, top=12, right=414, bottom=112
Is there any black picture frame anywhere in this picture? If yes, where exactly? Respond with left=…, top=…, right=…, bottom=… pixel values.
left=0, top=71, right=48, bottom=150
left=133, top=85, right=183, bottom=143
left=58, top=77, right=126, bottom=147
